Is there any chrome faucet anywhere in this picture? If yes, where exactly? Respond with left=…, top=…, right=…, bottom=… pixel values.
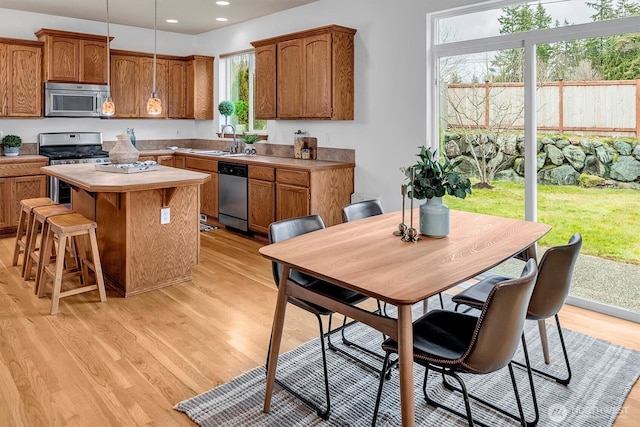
left=220, top=124, right=238, bottom=153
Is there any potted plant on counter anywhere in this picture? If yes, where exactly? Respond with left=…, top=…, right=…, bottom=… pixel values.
left=242, top=132, right=260, bottom=155
left=2, top=134, right=22, bottom=156
left=405, top=146, right=472, bottom=237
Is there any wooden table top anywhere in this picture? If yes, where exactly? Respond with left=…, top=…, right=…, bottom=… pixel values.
left=42, top=164, right=211, bottom=193
left=259, top=210, right=551, bottom=305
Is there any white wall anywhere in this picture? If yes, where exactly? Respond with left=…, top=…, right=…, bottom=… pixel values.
left=0, top=8, right=199, bottom=144
left=0, top=0, right=483, bottom=210
left=197, top=0, right=480, bottom=210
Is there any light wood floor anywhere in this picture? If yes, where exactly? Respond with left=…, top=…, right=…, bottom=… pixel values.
left=0, top=229, right=638, bottom=426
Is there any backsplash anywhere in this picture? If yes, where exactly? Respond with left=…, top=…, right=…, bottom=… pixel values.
left=102, top=138, right=355, bottom=163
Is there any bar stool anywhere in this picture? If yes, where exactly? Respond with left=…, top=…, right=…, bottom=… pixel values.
left=24, top=204, right=74, bottom=289
left=39, top=213, right=107, bottom=315
left=12, top=197, right=57, bottom=277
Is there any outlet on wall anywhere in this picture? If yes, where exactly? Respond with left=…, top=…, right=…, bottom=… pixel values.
left=160, top=208, right=171, bottom=224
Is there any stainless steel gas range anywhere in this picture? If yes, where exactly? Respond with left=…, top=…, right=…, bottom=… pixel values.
left=38, top=132, right=110, bottom=206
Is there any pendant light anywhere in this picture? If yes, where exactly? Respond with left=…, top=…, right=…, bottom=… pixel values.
left=101, top=0, right=115, bottom=116
left=146, top=0, right=162, bottom=115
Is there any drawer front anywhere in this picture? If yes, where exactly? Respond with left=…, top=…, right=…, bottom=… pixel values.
left=249, top=165, right=275, bottom=181
left=185, top=157, right=218, bottom=172
left=276, top=168, right=309, bottom=187
left=0, top=161, right=48, bottom=177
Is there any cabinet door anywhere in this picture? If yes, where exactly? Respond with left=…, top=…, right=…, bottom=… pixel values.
left=0, top=178, right=9, bottom=228
left=0, top=44, right=6, bottom=115
left=168, top=60, right=187, bottom=118
left=12, top=175, right=47, bottom=225
left=111, top=55, right=140, bottom=117
left=46, top=36, right=79, bottom=82
left=249, top=179, right=275, bottom=234
left=191, top=56, right=214, bottom=120
left=157, top=155, right=175, bottom=167
left=80, top=40, right=108, bottom=84
left=174, top=155, right=186, bottom=169
left=254, top=44, right=277, bottom=119
left=276, top=183, right=310, bottom=221
left=141, top=58, right=168, bottom=118
left=277, top=39, right=303, bottom=118
left=303, top=33, right=332, bottom=118
left=200, top=171, right=218, bottom=218
left=6, top=44, right=42, bottom=117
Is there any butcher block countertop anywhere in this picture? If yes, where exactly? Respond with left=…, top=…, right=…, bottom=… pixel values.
left=42, top=163, right=211, bottom=193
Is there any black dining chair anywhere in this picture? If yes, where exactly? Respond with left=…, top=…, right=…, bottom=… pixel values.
left=452, top=233, right=582, bottom=386
left=267, top=214, right=373, bottom=420
left=372, top=259, right=539, bottom=427
left=341, top=198, right=384, bottom=222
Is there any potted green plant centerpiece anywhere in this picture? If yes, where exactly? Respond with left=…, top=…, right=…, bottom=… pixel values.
left=241, top=132, right=261, bottom=155
left=218, top=100, right=235, bottom=132
left=2, top=134, right=22, bottom=156
left=405, top=146, right=471, bottom=237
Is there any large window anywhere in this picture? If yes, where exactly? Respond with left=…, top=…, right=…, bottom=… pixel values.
left=220, top=52, right=266, bottom=133
left=429, top=0, right=640, bottom=321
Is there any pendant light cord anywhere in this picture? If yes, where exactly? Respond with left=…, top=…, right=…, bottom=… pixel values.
left=106, top=0, right=111, bottom=96
left=153, top=0, right=157, bottom=94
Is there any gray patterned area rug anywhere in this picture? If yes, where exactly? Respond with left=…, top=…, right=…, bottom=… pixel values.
left=175, top=299, right=640, bottom=426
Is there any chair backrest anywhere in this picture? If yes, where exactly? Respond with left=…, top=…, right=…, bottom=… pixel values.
left=268, top=215, right=325, bottom=288
left=341, top=199, right=384, bottom=222
left=462, top=259, right=538, bottom=374
left=527, top=233, right=582, bottom=320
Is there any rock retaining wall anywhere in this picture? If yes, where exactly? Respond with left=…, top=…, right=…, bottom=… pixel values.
left=444, top=133, right=640, bottom=189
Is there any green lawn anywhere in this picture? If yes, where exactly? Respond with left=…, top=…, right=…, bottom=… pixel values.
left=444, top=181, right=640, bottom=265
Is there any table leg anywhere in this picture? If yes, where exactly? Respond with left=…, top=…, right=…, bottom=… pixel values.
left=397, top=304, right=415, bottom=427
left=263, top=266, right=290, bottom=414
left=538, top=319, right=551, bottom=364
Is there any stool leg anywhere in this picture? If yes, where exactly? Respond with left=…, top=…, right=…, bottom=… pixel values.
left=89, top=229, right=107, bottom=302
left=37, top=225, right=55, bottom=298
left=23, top=216, right=41, bottom=280
left=12, top=208, right=28, bottom=267
left=50, top=234, right=68, bottom=315
left=74, top=235, right=91, bottom=288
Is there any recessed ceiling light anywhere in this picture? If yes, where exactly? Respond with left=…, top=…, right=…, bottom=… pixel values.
left=216, top=17, right=228, bottom=22
left=216, top=1, right=230, bottom=5
left=166, top=19, right=178, bottom=23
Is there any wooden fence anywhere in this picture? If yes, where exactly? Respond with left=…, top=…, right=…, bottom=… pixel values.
left=446, top=80, right=640, bottom=138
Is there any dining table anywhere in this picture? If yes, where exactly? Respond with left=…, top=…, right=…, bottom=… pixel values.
left=259, top=209, right=551, bottom=426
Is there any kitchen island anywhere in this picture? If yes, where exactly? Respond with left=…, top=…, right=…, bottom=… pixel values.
left=41, top=164, right=211, bottom=297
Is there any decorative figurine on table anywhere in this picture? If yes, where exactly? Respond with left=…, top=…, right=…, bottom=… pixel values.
left=393, top=184, right=408, bottom=237
left=403, top=167, right=420, bottom=242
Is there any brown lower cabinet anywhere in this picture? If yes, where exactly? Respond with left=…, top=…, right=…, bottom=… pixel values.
left=138, top=154, right=175, bottom=167
left=0, top=159, right=48, bottom=232
left=174, top=155, right=218, bottom=220
left=175, top=153, right=354, bottom=231
left=248, top=166, right=275, bottom=234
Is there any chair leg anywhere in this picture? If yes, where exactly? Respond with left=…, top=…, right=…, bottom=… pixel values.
left=439, top=356, right=538, bottom=427
left=266, top=312, right=331, bottom=420
left=508, top=363, right=527, bottom=427
left=371, top=352, right=391, bottom=426
left=326, top=314, right=392, bottom=377
left=423, top=365, right=477, bottom=427
left=513, top=315, right=572, bottom=385
left=438, top=292, right=444, bottom=309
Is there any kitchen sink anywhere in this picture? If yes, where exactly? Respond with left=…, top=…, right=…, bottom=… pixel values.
left=190, top=149, right=248, bottom=157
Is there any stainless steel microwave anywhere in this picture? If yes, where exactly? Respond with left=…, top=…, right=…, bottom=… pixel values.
left=44, top=82, right=110, bottom=117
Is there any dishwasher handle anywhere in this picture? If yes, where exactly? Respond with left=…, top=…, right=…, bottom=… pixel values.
left=219, top=162, right=248, bottom=177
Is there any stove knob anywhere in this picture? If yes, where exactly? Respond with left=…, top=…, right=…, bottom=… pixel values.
left=82, top=159, right=88, bottom=163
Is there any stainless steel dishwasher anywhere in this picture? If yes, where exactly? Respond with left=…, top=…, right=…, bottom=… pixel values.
left=218, top=162, right=248, bottom=231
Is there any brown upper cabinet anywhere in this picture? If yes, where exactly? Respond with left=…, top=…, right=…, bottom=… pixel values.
left=0, top=38, right=43, bottom=117
left=110, top=50, right=213, bottom=120
left=36, top=29, right=110, bottom=84
left=251, top=25, right=356, bottom=120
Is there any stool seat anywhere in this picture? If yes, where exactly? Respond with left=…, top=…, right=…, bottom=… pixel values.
left=13, top=198, right=57, bottom=274
left=40, top=213, right=107, bottom=315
